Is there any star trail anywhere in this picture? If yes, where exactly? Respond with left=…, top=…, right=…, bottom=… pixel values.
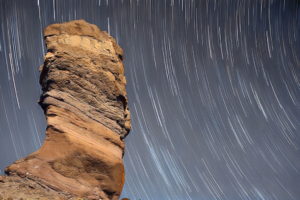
left=1, top=0, right=300, bottom=199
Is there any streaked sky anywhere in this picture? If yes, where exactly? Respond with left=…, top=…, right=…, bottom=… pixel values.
left=1, top=0, right=300, bottom=199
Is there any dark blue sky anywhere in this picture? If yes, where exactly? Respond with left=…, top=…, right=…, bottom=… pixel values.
left=1, top=0, right=300, bottom=199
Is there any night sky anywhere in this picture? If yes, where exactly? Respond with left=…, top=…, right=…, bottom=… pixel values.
left=1, top=0, right=300, bottom=199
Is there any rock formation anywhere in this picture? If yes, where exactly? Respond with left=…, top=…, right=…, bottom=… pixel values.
left=0, top=20, right=131, bottom=200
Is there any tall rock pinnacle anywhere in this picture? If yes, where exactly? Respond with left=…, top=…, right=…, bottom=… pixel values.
left=0, top=20, right=131, bottom=200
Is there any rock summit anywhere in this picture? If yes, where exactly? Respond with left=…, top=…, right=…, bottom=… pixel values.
left=0, top=20, right=131, bottom=200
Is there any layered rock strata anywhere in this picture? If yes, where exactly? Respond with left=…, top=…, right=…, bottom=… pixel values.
left=0, top=20, right=131, bottom=200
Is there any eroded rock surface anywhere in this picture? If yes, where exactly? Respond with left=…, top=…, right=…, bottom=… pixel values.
left=0, top=20, right=131, bottom=200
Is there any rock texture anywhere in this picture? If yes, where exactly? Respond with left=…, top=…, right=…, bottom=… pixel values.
left=0, top=20, right=131, bottom=200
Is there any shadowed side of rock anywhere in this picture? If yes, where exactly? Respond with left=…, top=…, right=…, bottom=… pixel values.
left=0, top=20, right=131, bottom=200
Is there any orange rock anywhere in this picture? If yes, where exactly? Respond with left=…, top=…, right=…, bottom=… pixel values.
left=0, top=20, right=131, bottom=200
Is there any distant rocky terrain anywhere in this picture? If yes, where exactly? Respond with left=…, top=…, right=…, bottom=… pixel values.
left=0, top=20, right=131, bottom=200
